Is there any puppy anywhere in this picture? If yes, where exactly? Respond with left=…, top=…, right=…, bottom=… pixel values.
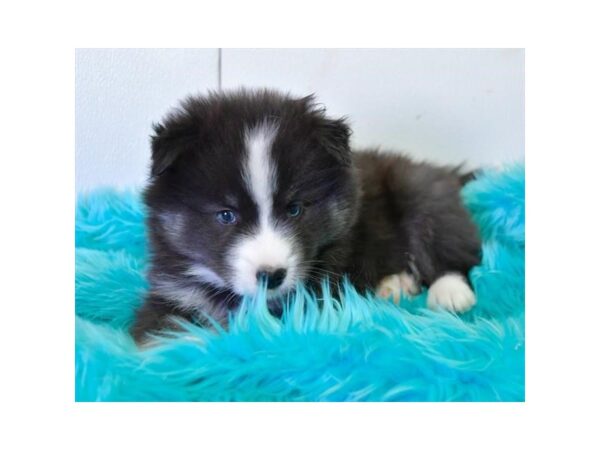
left=131, top=89, right=481, bottom=344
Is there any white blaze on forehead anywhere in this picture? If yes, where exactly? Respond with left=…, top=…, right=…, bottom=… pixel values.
left=243, top=121, right=279, bottom=224
left=229, top=121, right=297, bottom=295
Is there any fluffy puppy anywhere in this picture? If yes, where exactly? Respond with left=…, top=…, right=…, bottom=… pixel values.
left=131, top=89, right=481, bottom=344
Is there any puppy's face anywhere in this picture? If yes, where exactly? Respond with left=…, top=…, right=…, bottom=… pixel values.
left=145, top=91, right=357, bottom=298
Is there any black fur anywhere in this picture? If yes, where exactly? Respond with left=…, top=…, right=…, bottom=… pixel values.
left=132, top=89, right=481, bottom=344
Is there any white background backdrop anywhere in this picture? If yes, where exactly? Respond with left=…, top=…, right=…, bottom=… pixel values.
left=76, top=48, right=524, bottom=191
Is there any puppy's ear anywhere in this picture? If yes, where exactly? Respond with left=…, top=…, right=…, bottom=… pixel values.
left=150, top=122, right=190, bottom=177
left=317, top=116, right=352, bottom=166
left=300, top=93, right=352, bottom=165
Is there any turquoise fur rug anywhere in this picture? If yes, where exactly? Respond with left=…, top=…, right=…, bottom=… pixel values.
left=75, top=164, right=525, bottom=401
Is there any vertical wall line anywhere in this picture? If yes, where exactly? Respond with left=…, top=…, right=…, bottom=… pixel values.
left=217, top=48, right=222, bottom=91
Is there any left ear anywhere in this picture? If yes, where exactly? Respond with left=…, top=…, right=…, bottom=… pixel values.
left=316, top=116, right=352, bottom=166
left=149, top=121, right=194, bottom=177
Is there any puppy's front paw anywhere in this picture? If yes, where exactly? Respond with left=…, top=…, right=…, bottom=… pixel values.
left=427, top=273, right=476, bottom=313
left=376, top=271, right=420, bottom=304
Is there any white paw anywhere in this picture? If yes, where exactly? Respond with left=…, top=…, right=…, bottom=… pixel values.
left=427, top=273, right=476, bottom=313
left=376, top=271, right=420, bottom=304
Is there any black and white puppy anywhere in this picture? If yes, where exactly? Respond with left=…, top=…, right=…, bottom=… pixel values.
left=131, top=89, right=481, bottom=343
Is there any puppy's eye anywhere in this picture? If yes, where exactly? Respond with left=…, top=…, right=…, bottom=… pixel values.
left=216, top=210, right=237, bottom=225
left=286, top=202, right=303, bottom=218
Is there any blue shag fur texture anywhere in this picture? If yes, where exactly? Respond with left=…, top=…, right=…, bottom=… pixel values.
left=75, top=164, right=525, bottom=401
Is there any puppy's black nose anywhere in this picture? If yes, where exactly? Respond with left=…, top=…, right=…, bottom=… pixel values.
left=256, top=268, right=287, bottom=289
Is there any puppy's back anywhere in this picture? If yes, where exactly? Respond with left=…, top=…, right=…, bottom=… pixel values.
left=351, top=149, right=481, bottom=285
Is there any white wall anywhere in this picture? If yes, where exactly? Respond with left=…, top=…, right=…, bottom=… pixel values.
left=75, top=49, right=218, bottom=191
left=76, top=48, right=524, bottom=191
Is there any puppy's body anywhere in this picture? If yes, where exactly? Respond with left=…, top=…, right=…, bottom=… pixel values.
left=131, top=90, right=481, bottom=344
left=345, top=151, right=480, bottom=291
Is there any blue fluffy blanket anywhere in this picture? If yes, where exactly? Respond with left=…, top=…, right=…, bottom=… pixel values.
left=75, top=164, right=525, bottom=401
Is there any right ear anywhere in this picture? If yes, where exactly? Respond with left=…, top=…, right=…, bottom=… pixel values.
left=150, top=122, right=189, bottom=177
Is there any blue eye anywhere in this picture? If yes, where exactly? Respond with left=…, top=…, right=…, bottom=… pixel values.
left=216, top=210, right=237, bottom=225
left=286, top=202, right=303, bottom=218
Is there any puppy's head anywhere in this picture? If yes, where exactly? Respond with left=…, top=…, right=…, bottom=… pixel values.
left=145, top=89, right=358, bottom=298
